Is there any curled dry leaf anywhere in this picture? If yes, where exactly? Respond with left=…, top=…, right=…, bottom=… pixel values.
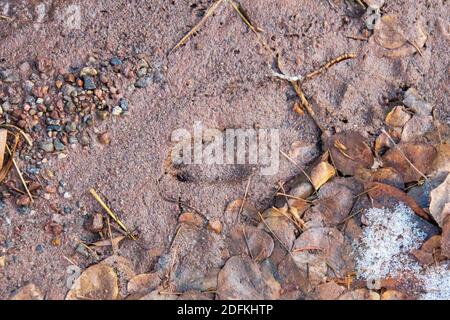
left=227, top=225, right=274, bottom=261
left=382, top=143, right=437, bottom=183
left=323, top=131, right=374, bottom=176
left=127, top=273, right=161, bottom=294
left=374, top=15, right=427, bottom=58
left=217, top=255, right=280, bottom=300
left=66, top=264, right=119, bottom=300
left=310, top=161, right=336, bottom=190
left=364, top=181, right=431, bottom=221
left=385, top=106, right=412, bottom=128
left=429, top=174, right=450, bottom=227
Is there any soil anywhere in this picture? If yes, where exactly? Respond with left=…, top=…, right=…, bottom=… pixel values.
left=0, top=0, right=449, bottom=299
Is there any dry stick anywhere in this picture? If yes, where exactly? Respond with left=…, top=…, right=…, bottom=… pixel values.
left=171, top=0, right=225, bottom=52
left=0, top=15, right=11, bottom=21
left=257, top=211, right=291, bottom=254
left=305, top=53, right=356, bottom=80
left=380, top=128, right=428, bottom=181
left=106, top=215, right=116, bottom=255
left=6, top=144, right=34, bottom=203
left=275, top=192, right=312, bottom=203
left=280, top=150, right=316, bottom=192
left=228, top=0, right=269, bottom=50
left=242, top=225, right=254, bottom=260
left=237, top=174, right=252, bottom=222
left=89, top=188, right=136, bottom=240
left=271, top=206, right=304, bottom=231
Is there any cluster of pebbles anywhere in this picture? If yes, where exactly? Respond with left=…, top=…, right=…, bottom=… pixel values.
left=0, top=53, right=159, bottom=205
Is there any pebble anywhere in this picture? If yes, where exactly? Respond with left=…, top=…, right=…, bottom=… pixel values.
left=82, top=76, right=96, bottom=90
left=208, top=220, right=222, bottom=234
left=80, top=67, right=98, bottom=77
left=16, top=195, right=31, bottom=207
left=112, top=106, right=123, bottom=116
left=39, top=140, right=55, bottom=153
left=53, top=138, right=65, bottom=151
left=64, top=121, right=77, bottom=133
left=35, top=244, right=44, bottom=254
left=135, top=76, right=152, bottom=88
left=84, top=213, right=104, bottom=233
left=118, top=98, right=128, bottom=111
left=98, top=132, right=111, bottom=145
left=80, top=133, right=90, bottom=146
left=63, top=192, right=72, bottom=199
left=110, top=57, right=123, bottom=66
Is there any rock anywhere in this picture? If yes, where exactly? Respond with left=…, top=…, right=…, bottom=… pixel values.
left=112, top=106, right=123, bottom=116
left=40, top=140, right=55, bottom=152
left=80, top=133, right=90, bottom=146
left=401, top=115, right=433, bottom=142
left=314, top=281, right=346, bottom=300
left=208, top=220, right=222, bottom=234
left=10, top=283, right=43, bottom=300
left=178, top=212, right=204, bottom=227
left=98, top=132, right=111, bottom=145
left=385, top=106, right=411, bottom=127
left=66, top=264, right=119, bottom=300
left=65, top=121, right=77, bottom=133
left=80, top=67, right=98, bottom=77
left=407, top=174, right=446, bottom=209
left=118, top=98, right=128, bottom=111
left=84, top=213, right=104, bottom=233
left=227, top=225, right=274, bottom=261
left=403, top=88, right=433, bottom=116
left=323, top=131, right=374, bottom=176
left=382, top=143, right=437, bottom=183
left=110, top=57, right=123, bottom=66
left=432, top=144, right=450, bottom=174
left=82, top=76, right=96, bottom=90
left=429, top=173, right=450, bottom=226
left=62, top=84, right=76, bottom=96
left=127, top=273, right=161, bottom=294
left=310, top=161, right=336, bottom=190
left=217, top=256, right=280, bottom=300
left=53, top=138, right=65, bottom=151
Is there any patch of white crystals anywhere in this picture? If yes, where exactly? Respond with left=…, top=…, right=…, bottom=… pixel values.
left=354, top=203, right=427, bottom=281
left=419, top=264, right=450, bottom=300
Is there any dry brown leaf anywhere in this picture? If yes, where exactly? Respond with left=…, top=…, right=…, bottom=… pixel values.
left=91, top=236, right=125, bottom=248
left=66, top=264, right=119, bottom=300
left=0, top=129, right=7, bottom=169
left=364, top=181, right=431, bottom=221
left=442, top=204, right=450, bottom=259
left=324, top=131, right=374, bottom=176
left=429, top=174, right=450, bottom=227
left=385, top=106, right=412, bottom=128
left=311, top=161, right=336, bottom=190
left=127, top=273, right=162, bottom=295
left=432, top=143, right=450, bottom=174
left=382, top=143, right=437, bottom=183
left=381, top=290, right=408, bottom=300
left=371, top=167, right=404, bottom=189
left=374, top=15, right=407, bottom=49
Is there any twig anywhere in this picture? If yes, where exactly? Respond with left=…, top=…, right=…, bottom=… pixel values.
left=275, top=193, right=312, bottom=203
left=280, top=150, right=316, bottom=192
left=381, top=129, right=428, bottom=180
left=171, top=0, right=224, bottom=52
left=0, top=15, right=11, bottom=21
left=237, top=173, right=252, bottom=223
left=6, top=144, right=34, bottom=203
left=305, top=53, right=356, bottom=80
left=89, top=188, right=136, bottom=240
left=257, top=211, right=290, bottom=252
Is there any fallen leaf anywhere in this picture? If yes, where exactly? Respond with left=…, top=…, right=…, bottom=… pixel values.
left=412, top=235, right=443, bottom=266
left=374, top=15, right=407, bottom=49
left=382, top=143, right=437, bottom=183
left=323, top=131, right=374, bottom=176
left=338, top=288, right=375, bottom=300
left=127, top=273, right=161, bottom=294
left=429, top=174, right=450, bottom=226
left=364, top=181, right=432, bottom=222
left=371, top=167, right=404, bottom=189
left=313, top=281, right=346, bottom=300
left=441, top=204, right=450, bottom=259
left=66, top=264, right=119, bottom=300
left=310, top=161, right=336, bottom=190
left=9, top=283, right=43, bottom=300
left=381, top=290, right=409, bottom=300
left=385, top=106, right=412, bottom=127
left=401, top=115, right=433, bottom=142
left=432, top=143, right=450, bottom=174
left=227, top=225, right=274, bottom=261
left=217, top=256, right=280, bottom=300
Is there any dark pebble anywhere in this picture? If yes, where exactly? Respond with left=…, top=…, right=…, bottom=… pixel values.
left=35, top=244, right=44, bottom=253
left=110, top=57, right=123, bottom=66
left=46, top=125, right=62, bottom=132
left=82, top=76, right=96, bottom=90
left=135, top=76, right=152, bottom=88
left=53, top=138, right=65, bottom=151
left=118, top=98, right=128, bottom=111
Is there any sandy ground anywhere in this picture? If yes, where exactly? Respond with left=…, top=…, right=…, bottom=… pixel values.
left=0, top=0, right=449, bottom=299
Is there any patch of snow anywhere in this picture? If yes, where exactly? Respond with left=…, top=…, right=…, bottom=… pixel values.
left=419, top=264, right=450, bottom=300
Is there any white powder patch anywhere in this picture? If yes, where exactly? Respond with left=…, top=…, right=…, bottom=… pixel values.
left=419, top=264, right=450, bottom=300
left=354, top=203, right=427, bottom=281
